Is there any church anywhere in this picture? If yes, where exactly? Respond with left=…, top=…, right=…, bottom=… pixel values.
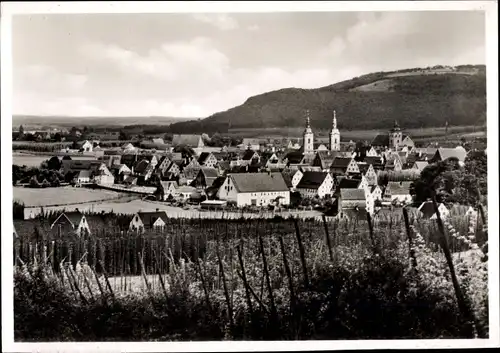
left=302, top=110, right=341, bottom=155
left=371, top=121, right=414, bottom=150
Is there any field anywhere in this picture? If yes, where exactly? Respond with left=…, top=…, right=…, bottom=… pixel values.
left=12, top=153, right=50, bottom=168
left=228, top=125, right=485, bottom=142
left=14, top=209, right=489, bottom=341
left=13, top=186, right=129, bottom=207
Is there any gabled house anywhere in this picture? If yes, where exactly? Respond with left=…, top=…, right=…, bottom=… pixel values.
left=412, top=161, right=429, bottom=172
left=90, top=163, right=115, bottom=185
left=158, top=181, right=178, bottom=201
left=418, top=201, right=450, bottom=220
left=129, top=210, right=169, bottom=232
left=197, top=152, right=218, bottom=168
left=217, top=172, right=290, bottom=207
left=430, top=147, right=468, bottom=165
left=191, top=167, right=219, bottom=189
left=384, top=181, right=413, bottom=205
left=330, top=157, right=359, bottom=175
left=366, top=146, right=379, bottom=157
left=110, top=164, right=132, bottom=182
left=260, top=152, right=285, bottom=170
left=296, top=171, right=334, bottom=199
left=401, top=135, right=415, bottom=148
left=369, top=185, right=383, bottom=202
left=240, top=150, right=261, bottom=166
left=363, top=164, right=378, bottom=186
left=134, top=160, right=154, bottom=181
left=363, top=156, right=384, bottom=170
left=51, top=211, right=91, bottom=236
left=76, top=140, right=93, bottom=152
left=240, top=138, right=262, bottom=151
left=172, top=134, right=205, bottom=149
left=313, top=151, right=337, bottom=171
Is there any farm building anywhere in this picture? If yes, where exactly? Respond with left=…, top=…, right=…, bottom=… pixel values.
left=296, top=171, right=334, bottom=199
left=129, top=210, right=169, bottom=232
left=77, top=140, right=93, bottom=152
left=338, top=188, right=368, bottom=215
left=51, top=211, right=91, bottom=236
left=418, top=201, right=450, bottom=220
left=217, top=172, right=290, bottom=207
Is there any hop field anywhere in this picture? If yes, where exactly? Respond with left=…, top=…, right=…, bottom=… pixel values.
left=13, top=208, right=489, bottom=341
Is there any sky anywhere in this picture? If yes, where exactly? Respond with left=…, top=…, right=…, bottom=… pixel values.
left=12, top=11, right=486, bottom=118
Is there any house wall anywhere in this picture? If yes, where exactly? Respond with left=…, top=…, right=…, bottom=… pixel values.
left=236, top=191, right=290, bottom=207
left=95, top=174, right=115, bottom=185
left=129, top=214, right=145, bottom=231
left=347, top=160, right=359, bottom=174
left=371, top=187, right=382, bottom=201
left=217, top=177, right=239, bottom=202
left=291, top=171, right=303, bottom=189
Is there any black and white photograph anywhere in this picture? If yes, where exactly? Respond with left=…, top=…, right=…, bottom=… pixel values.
left=1, top=1, right=499, bottom=351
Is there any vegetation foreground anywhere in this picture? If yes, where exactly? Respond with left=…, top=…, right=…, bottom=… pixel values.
left=14, top=208, right=489, bottom=341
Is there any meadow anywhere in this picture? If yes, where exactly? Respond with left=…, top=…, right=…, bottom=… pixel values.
left=13, top=186, right=128, bottom=208
left=12, top=153, right=54, bottom=168
left=14, top=206, right=489, bottom=341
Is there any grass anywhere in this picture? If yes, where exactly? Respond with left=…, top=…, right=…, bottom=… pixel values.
left=13, top=186, right=127, bottom=207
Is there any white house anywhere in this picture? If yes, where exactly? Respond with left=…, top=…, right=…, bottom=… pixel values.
left=79, top=140, right=93, bottom=153
left=129, top=210, right=169, bottom=232
left=51, top=211, right=91, bottom=236
left=122, top=143, right=137, bottom=152
left=91, top=163, right=115, bottom=185
left=217, top=172, right=290, bottom=207
left=176, top=186, right=198, bottom=201
left=363, top=164, right=378, bottom=186
left=366, top=147, right=379, bottom=157
left=418, top=201, right=450, bottom=220
left=159, top=181, right=178, bottom=201
left=296, top=171, right=334, bottom=199
left=75, top=170, right=92, bottom=184
left=369, top=185, right=383, bottom=202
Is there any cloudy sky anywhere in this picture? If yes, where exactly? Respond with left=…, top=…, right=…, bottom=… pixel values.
left=12, top=11, right=485, bottom=118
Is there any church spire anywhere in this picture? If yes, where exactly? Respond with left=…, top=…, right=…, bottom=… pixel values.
left=306, top=109, right=311, bottom=128
left=333, top=110, right=337, bottom=129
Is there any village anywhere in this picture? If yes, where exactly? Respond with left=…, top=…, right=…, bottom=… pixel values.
left=12, top=109, right=485, bottom=236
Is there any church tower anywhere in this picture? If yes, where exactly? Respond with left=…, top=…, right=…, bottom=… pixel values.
left=329, top=110, right=340, bottom=151
left=303, top=110, right=314, bottom=154
left=389, top=120, right=403, bottom=149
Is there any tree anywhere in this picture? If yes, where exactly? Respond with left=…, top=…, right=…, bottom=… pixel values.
left=19, top=125, right=24, bottom=135
left=119, top=131, right=129, bottom=141
left=47, top=156, right=62, bottom=171
left=53, top=132, right=62, bottom=142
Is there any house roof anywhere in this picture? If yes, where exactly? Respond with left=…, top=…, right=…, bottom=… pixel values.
left=177, top=186, right=197, bottom=193
left=331, top=157, right=353, bottom=169
left=182, top=167, right=201, bottom=179
left=77, top=170, right=92, bottom=179
left=242, top=138, right=262, bottom=146
left=160, top=180, right=178, bottom=190
left=241, top=150, right=258, bottom=160
left=315, top=151, right=337, bottom=169
left=434, top=147, right=468, bottom=162
left=51, top=211, right=84, bottom=229
left=136, top=211, right=169, bottom=227
left=418, top=201, right=446, bottom=218
left=172, top=134, right=203, bottom=147
left=200, top=167, right=219, bottom=179
left=371, top=134, right=389, bottom=146
left=337, top=178, right=361, bottom=189
left=152, top=138, right=164, bottom=145
left=296, top=171, right=330, bottom=189
left=280, top=170, right=294, bottom=188
left=386, top=181, right=412, bottom=195
left=413, top=161, right=429, bottom=171
left=340, top=188, right=366, bottom=201
left=364, top=156, right=384, bottom=165
left=134, top=160, right=150, bottom=174
left=230, top=172, right=289, bottom=193
left=197, top=152, right=214, bottom=165
left=124, top=175, right=138, bottom=183
left=285, top=151, right=305, bottom=164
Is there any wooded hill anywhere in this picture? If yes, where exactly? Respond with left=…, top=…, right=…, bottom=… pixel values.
left=168, top=65, right=486, bottom=134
